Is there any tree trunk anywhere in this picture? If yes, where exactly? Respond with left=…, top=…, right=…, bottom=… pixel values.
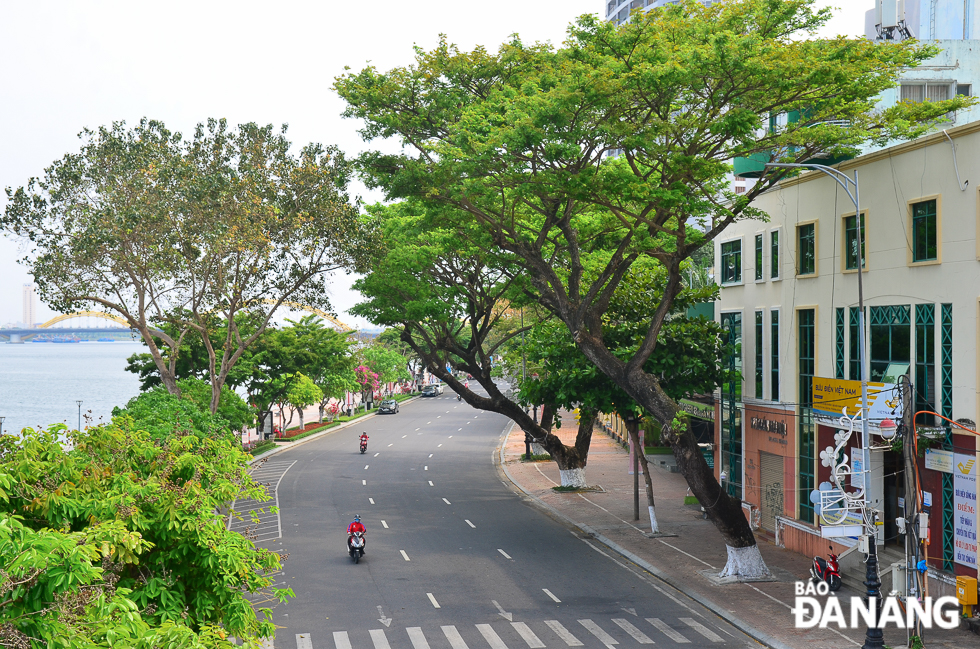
left=318, top=402, right=325, bottom=424
left=298, top=407, right=305, bottom=432
left=539, top=410, right=596, bottom=488
left=625, top=418, right=659, bottom=534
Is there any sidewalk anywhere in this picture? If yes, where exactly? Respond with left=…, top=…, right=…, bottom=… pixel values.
left=498, top=413, right=976, bottom=649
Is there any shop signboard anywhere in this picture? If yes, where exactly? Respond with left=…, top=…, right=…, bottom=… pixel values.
left=811, top=377, right=901, bottom=431
left=953, top=453, right=977, bottom=568
left=925, top=448, right=954, bottom=474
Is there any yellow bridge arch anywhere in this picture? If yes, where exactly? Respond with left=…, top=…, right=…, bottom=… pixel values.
left=260, top=300, right=354, bottom=333
left=39, top=311, right=132, bottom=329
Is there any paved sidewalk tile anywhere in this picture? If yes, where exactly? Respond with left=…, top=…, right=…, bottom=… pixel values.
left=501, top=413, right=977, bottom=649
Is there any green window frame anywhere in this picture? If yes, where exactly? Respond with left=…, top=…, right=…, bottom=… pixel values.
left=720, top=240, right=742, bottom=285
left=798, top=309, right=816, bottom=524
left=844, top=213, right=866, bottom=270
left=797, top=223, right=815, bottom=275
left=835, top=307, right=845, bottom=379
left=915, top=304, right=935, bottom=426
left=770, top=311, right=779, bottom=401
left=770, top=230, right=780, bottom=279
left=721, top=312, right=743, bottom=499
left=911, top=199, right=938, bottom=262
left=755, top=234, right=764, bottom=281
left=849, top=307, right=863, bottom=381
left=870, top=305, right=911, bottom=383
left=755, top=311, right=764, bottom=399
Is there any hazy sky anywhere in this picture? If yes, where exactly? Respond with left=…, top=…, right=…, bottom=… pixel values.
left=0, top=1, right=870, bottom=329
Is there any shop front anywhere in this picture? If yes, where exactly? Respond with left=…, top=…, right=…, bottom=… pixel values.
left=742, top=403, right=797, bottom=533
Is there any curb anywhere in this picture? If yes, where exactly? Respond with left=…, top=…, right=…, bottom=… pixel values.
left=495, top=423, right=795, bottom=649
left=248, top=396, right=422, bottom=465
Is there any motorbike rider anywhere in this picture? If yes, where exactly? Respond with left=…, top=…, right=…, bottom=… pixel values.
left=347, top=515, right=366, bottom=553
left=359, top=432, right=369, bottom=447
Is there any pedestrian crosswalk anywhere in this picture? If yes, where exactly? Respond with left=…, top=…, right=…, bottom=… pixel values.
left=287, top=616, right=732, bottom=649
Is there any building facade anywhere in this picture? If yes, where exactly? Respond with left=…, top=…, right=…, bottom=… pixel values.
left=21, top=284, right=35, bottom=328
left=713, top=120, right=980, bottom=581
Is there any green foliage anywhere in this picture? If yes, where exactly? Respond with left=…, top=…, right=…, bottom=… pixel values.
left=361, top=345, right=410, bottom=384
left=0, top=422, right=287, bottom=646
left=113, top=378, right=254, bottom=439
left=286, top=373, right=323, bottom=411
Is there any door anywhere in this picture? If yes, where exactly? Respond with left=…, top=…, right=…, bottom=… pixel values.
left=760, top=451, right=784, bottom=532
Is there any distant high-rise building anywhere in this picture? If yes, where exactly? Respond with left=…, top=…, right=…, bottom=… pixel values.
left=605, top=0, right=714, bottom=25
left=22, top=284, right=36, bottom=327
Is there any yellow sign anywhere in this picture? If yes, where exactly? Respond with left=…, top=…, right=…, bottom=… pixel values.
left=811, top=377, right=901, bottom=420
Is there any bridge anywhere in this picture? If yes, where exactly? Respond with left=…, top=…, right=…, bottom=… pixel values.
left=1, top=305, right=353, bottom=342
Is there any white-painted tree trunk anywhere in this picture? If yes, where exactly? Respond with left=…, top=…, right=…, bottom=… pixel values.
left=648, top=505, right=659, bottom=534
left=559, top=468, right=587, bottom=488
left=717, top=544, right=772, bottom=580
left=530, top=442, right=546, bottom=456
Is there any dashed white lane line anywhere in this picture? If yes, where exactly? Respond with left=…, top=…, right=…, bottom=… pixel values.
left=544, top=621, right=582, bottom=646
left=427, top=421, right=431, bottom=424
left=579, top=619, right=618, bottom=645
left=497, top=549, right=512, bottom=559
left=365, top=464, right=370, bottom=469
left=381, top=520, right=389, bottom=528
left=465, top=520, right=476, bottom=528
left=680, top=618, right=723, bottom=642
left=477, top=624, right=508, bottom=649
left=371, top=629, right=393, bottom=649
left=645, top=619, right=689, bottom=644
left=442, top=498, right=452, bottom=505
left=400, top=550, right=411, bottom=561
left=437, top=416, right=441, bottom=418
left=428, top=480, right=434, bottom=486
left=429, top=453, right=434, bottom=458
left=467, top=421, right=471, bottom=424
left=369, top=498, right=375, bottom=504
left=407, top=627, right=430, bottom=649
left=449, top=435, right=454, bottom=438
left=428, top=593, right=442, bottom=609
left=362, top=480, right=367, bottom=485
left=374, top=452, right=379, bottom=457
left=415, top=428, right=420, bottom=431
left=511, top=622, right=545, bottom=649
left=402, top=435, right=407, bottom=438
left=334, top=631, right=353, bottom=649
left=424, top=466, right=428, bottom=470
left=387, top=443, right=394, bottom=447
left=612, top=619, right=654, bottom=644
left=438, top=444, right=443, bottom=447
left=542, top=589, right=561, bottom=603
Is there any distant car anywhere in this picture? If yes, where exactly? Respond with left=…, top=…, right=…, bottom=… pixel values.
left=378, top=399, right=399, bottom=414
left=421, top=385, right=439, bottom=397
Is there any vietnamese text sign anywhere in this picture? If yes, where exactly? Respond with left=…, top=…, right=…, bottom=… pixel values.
left=953, top=453, right=977, bottom=568
left=811, top=377, right=901, bottom=424
left=925, top=448, right=954, bottom=474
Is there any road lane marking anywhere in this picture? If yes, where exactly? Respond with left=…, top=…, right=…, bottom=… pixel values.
left=428, top=481, right=434, bottom=486
left=427, top=421, right=431, bottom=424
left=465, top=520, right=476, bottom=528
left=438, top=444, right=443, bottom=447
left=402, top=435, right=407, bottom=438
left=427, top=594, right=442, bottom=609
left=415, top=428, right=420, bottom=431
left=365, top=465, right=370, bottom=469
left=441, top=625, right=465, bottom=648
left=381, top=520, right=388, bottom=528
left=612, top=619, right=654, bottom=644
left=369, top=498, right=375, bottom=504
left=497, top=549, right=512, bottom=559
left=437, top=416, right=441, bottom=418
left=545, top=621, right=582, bottom=646
left=450, top=434, right=454, bottom=437
left=542, top=589, right=561, bottom=602
left=511, top=622, right=545, bottom=648
left=679, top=618, right=723, bottom=642
left=429, top=453, right=433, bottom=457
left=645, top=619, right=689, bottom=643
left=370, top=629, right=392, bottom=649
left=476, top=624, right=508, bottom=649
left=407, top=627, right=431, bottom=649
left=362, top=480, right=367, bottom=485
left=296, top=634, right=313, bottom=649
left=400, top=550, right=411, bottom=561
left=374, top=452, right=379, bottom=457
left=579, top=620, right=618, bottom=645
left=442, top=498, right=452, bottom=505
left=424, top=466, right=428, bottom=470
left=334, top=631, right=353, bottom=649
left=388, top=443, right=394, bottom=447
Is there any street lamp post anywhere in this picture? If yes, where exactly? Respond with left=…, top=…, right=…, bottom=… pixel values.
left=76, top=400, right=83, bottom=432
left=766, top=163, right=881, bottom=649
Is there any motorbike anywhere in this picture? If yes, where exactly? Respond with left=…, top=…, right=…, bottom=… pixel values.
left=348, top=531, right=365, bottom=563
left=810, top=546, right=842, bottom=591
left=457, top=394, right=462, bottom=402
left=359, top=438, right=368, bottom=454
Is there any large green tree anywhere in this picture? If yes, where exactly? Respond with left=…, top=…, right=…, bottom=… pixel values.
left=335, top=0, right=972, bottom=577
left=3, top=118, right=371, bottom=415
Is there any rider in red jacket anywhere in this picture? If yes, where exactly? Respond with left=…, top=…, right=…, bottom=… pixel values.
left=347, top=515, right=366, bottom=553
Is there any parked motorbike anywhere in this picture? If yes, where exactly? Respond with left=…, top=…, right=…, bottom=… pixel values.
left=348, top=531, right=365, bottom=563
left=810, top=546, right=842, bottom=591
left=359, top=438, right=368, bottom=454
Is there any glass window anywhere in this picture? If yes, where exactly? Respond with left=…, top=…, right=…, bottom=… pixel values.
left=721, top=312, right=743, bottom=499
left=755, top=311, right=763, bottom=399
left=870, top=306, right=911, bottom=383
left=770, top=230, right=779, bottom=279
left=844, top=213, right=866, bottom=270
left=770, top=311, right=779, bottom=401
left=911, top=199, right=938, bottom=262
left=754, top=234, right=763, bottom=281
left=797, top=223, right=815, bottom=275
left=798, top=309, right=815, bottom=407
left=957, top=84, right=972, bottom=97
left=720, top=240, right=741, bottom=284
left=849, top=307, right=863, bottom=381
left=618, top=7, right=628, bottom=21
left=915, top=304, right=936, bottom=426
left=798, top=309, right=816, bottom=524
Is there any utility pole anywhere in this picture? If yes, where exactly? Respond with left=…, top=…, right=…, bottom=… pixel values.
left=900, top=376, right=922, bottom=641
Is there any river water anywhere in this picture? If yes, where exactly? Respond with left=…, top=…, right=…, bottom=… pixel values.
left=0, top=341, right=144, bottom=436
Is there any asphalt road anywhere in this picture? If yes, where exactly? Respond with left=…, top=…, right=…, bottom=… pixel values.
left=241, top=392, right=760, bottom=649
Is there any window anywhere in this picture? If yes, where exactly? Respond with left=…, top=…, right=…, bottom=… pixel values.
left=630, top=0, right=642, bottom=8
left=835, top=307, right=845, bottom=379
left=870, top=305, right=911, bottom=383
left=957, top=84, right=972, bottom=97
left=797, top=223, right=815, bottom=275
left=901, top=83, right=951, bottom=103
left=844, top=212, right=866, bottom=270
left=911, top=199, right=938, bottom=262
left=607, top=0, right=617, bottom=14
left=770, top=311, right=779, bottom=401
left=915, top=304, right=936, bottom=426
left=755, top=311, right=763, bottom=399
left=849, top=307, right=863, bottom=381
left=798, top=309, right=815, bottom=408
left=618, top=7, right=628, bottom=21
left=720, top=240, right=741, bottom=284
left=770, top=230, right=779, bottom=279
left=721, top=312, right=742, bottom=498
left=754, top=234, right=763, bottom=281
left=798, top=308, right=816, bottom=524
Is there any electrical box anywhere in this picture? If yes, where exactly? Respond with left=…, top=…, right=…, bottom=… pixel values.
left=876, top=0, right=905, bottom=28
left=957, top=576, right=978, bottom=605
left=859, top=535, right=870, bottom=554
left=918, top=512, right=929, bottom=537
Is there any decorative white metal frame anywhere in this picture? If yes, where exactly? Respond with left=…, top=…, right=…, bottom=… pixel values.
left=818, top=407, right=869, bottom=527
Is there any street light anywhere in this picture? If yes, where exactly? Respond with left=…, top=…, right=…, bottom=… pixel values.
left=766, top=162, right=882, bottom=649
left=76, top=400, right=83, bottom=432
